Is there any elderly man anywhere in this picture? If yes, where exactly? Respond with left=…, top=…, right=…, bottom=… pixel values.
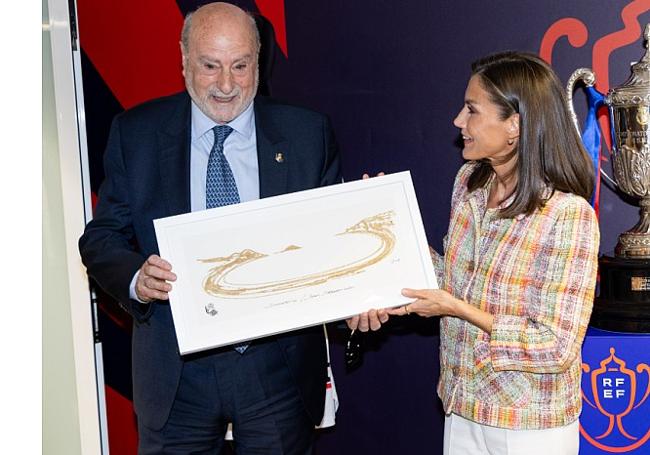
left=79, top=3, right=341, bottom=453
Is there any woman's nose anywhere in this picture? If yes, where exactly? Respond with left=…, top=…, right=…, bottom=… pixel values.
left=453, top=109, right=466, bottom=128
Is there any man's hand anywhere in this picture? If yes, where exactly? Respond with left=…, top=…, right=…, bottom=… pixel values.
left=135, top=255, right=177, bottom=303
left=345, top=309, right=389, bottom=332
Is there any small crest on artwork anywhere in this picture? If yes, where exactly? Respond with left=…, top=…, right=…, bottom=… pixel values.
left=205, top=303, right=218, bottom=316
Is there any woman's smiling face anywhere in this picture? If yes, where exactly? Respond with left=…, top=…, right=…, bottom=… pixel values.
left=453, top=75, right=518, bottom=163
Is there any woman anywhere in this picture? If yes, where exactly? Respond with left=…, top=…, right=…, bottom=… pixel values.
left=349, top=51, right=599, bottom=454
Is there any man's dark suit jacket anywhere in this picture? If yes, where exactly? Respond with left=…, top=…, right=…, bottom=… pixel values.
left=79, top=92, right=342, bottom=431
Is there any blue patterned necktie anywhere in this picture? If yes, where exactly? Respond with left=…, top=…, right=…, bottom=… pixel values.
left=205, top=125, right=249, bottom=354
left=206, top=125, right=238, bottom=209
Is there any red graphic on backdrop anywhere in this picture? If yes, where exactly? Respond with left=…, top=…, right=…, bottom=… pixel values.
left=76, top=0, right=185, bottom=110
left=255, top=0, right=288, bottom=57
left=580, top=348, right=650, bottom=452
left=540, top=18, right=589, bottom=65
left=104, top=386, right=138, bottom=454
left=540, top=0, right=650, bottom=151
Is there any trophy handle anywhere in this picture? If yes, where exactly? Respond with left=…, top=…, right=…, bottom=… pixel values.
left=566, top=68, right=596, bottom=136
left=565, top=68, right=618, bottom=189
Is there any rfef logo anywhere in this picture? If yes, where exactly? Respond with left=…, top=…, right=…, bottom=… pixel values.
left=580, top=347, right=650, bottom=453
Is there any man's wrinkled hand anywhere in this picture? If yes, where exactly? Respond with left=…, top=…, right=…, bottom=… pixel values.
left=135, top=255, right=177, bottom=303
left=345, top=309, right=389, bottom=332
left=362, top=172, right=385, bottom=180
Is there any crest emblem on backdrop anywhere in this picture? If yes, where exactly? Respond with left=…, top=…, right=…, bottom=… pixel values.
left=580, top=347, right=650, bottom=452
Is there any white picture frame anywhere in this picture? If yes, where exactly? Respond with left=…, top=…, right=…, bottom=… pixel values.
left=154, top=171, right=437, bottom=354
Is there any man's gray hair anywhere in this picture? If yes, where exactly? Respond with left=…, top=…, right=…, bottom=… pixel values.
left=180, top=9, right=261, bottom=56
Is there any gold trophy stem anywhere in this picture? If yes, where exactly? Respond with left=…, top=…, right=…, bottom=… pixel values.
left=616, top=197, right=650, bottom=257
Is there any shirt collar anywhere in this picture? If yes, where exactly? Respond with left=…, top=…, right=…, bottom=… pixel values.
left=191, top=99, right=255, bottom=141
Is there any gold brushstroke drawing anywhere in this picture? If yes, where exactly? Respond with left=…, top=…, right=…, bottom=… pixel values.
left=199, top=211, right=396, bottom=298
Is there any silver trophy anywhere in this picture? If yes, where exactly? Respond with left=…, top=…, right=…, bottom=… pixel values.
left=567, top=24, right=650, bottom=258
left=567, top=24, right=650, bottom=332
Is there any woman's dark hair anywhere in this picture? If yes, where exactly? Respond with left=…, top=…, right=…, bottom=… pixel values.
left=467, top=51, right=594, bottom=217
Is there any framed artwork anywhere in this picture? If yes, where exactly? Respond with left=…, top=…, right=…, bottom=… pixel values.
left=155, top=172, right=436, bottom=354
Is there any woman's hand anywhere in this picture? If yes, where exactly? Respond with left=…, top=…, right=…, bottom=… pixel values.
left=390, top=288, right=494, bottom=333
left=346, top=309, right=390, bottom=332
left=388, top=288, right=461, bottom=318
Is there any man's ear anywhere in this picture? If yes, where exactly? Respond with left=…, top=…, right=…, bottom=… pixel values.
left=180, top=41, right=187, bottom=76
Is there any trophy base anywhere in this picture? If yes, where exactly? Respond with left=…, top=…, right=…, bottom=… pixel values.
left=592, top=255, right=650, bottom=333
left=615, top=231, right=650, bottom=258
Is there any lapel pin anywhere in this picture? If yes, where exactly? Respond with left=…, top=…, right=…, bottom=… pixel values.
left=275, top=152, right=284, bottom=163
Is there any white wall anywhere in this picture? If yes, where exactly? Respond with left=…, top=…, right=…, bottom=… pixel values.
left=43, top=0, right=102, bottom=452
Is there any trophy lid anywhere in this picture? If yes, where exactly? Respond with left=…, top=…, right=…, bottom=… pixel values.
left=608, top=24, right=650, bottom=105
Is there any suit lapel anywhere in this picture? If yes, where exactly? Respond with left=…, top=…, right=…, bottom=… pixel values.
left=255, top=99, right=289, bottom=198
left=158, top=94, right=192, bottom=216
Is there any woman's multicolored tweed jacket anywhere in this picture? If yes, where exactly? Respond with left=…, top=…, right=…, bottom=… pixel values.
left=433, top=162, right=599, bottom=429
